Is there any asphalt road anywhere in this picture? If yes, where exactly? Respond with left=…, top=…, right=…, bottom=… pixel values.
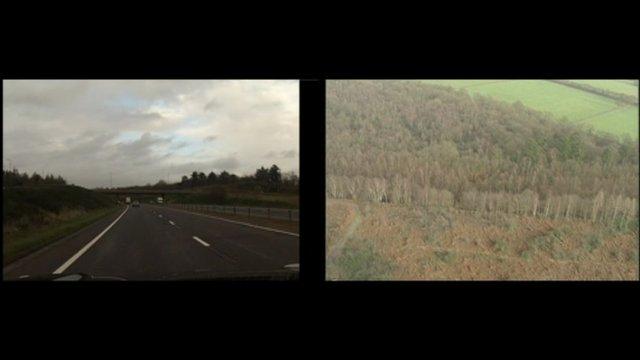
left=3, top=204, right=299, bottom=280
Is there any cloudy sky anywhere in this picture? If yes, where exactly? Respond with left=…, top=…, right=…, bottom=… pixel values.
left=3, top=80, right=299, bottom=188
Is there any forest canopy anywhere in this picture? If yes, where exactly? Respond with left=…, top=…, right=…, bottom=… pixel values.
left=326, top=80, right=639, bottom=224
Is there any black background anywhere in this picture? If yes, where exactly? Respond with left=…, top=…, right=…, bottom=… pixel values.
left=1, top=6, right=639, bottom=340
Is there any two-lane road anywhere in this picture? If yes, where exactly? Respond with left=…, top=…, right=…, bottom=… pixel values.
left=3, top=204, right=299, bottom=280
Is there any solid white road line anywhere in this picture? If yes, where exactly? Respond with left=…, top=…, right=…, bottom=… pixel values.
left=169, top=221, right=175, bottom=225
left=192, top=236, right=210, bottom=247
left=53, top=206, right=129, bottom=274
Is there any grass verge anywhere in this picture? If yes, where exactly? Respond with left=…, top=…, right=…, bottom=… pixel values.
left=3, top=206, right=120, bottom=265
left=166, top=189, right=299, bottom=209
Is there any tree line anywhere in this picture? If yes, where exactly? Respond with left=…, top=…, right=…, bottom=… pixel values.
left=327, top=174, right=637, bottom=227
left=326, top=80, right=639, bottom=226
left=133, top=164, right=299, bottom=193
left=3, top=169, right=67, bottom=187
left=550, top=80, right=639, bottom=106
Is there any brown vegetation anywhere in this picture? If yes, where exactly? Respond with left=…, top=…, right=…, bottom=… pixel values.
left=326, top=80, right=639, bottom=280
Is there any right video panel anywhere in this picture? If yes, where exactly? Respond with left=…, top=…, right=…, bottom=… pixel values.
left=326, top=80, right=639, bottom=280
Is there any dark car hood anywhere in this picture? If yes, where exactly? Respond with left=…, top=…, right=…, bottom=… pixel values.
left=11, top=266, right=299, bottom=281
left=13, top=273, right=127, bottom=281
left=160, top=268, right=299, bottom=281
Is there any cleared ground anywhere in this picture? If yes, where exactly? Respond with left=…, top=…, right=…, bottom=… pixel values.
left=327, top=199, right=639, bottom=281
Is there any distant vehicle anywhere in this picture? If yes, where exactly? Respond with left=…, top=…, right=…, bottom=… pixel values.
left=125, top=196, right=131, bottom=204
left=132, top=200, right=140, bottom=207
left=157, top=196, right=163, bottom=204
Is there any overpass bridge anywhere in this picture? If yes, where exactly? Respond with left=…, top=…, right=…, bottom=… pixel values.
left=93, top=188, right=192, bottom=202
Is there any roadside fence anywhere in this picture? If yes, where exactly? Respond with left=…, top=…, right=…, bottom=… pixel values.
left=167, top=203, right=299, bottom=222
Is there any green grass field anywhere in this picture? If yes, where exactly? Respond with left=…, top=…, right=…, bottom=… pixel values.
left=583, top=105, right=639, bottom=139
left=420, top=80, right=638, bottom=139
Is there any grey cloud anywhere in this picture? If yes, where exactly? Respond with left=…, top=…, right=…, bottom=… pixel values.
left=165, top=155, right=241, bottom=175
left=250, top=100, right=283, bottom=112
left=280, top=149, right=297, bottom=158
left=3, top=80, right=298, bottom=188
left=48, top=132, right=118, bottom=163
left=204, top=99, right=221, bottom=111
left=3, top=80, right=90, bottom=108
left=211, top=156, right=240, bottom=170
left=263, top=149, right=297, bottom=159
left=123, top=111, right=165, bottom=122
left=109, top=132, right=172, bottom=165
left=170, top=141, right=189, bottom=150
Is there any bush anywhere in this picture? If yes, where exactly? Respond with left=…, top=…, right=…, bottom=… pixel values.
left=434, top=250, right=455, bottom=263
left=207, top=187, right=228, bottom=203
left=332, top=242, right=395, bottom=280
left=584, top=233, right=602, bottom=253
left=519, top=248, right=534, bottom=261
left=423, top=233, right=439, bottom=245
left=3, top=185, right=114, bottom=225
left=531, top=232, right=561, bottom=255
left=491, top=238, right=508, bottom=253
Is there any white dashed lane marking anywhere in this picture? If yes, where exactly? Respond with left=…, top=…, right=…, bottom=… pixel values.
left=192, top=236, right=210, bottom=247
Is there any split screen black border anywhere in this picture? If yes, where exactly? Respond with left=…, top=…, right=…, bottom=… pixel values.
left=0, top=68, right=638, bottom=293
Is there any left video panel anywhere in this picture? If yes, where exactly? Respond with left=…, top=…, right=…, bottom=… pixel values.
left=2, top=80, right=299, bottom=281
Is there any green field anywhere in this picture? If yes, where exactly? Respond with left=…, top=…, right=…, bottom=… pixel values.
left=583, top=105, right=638, bottom=139
left=420, top=80, right=638, bottom=139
